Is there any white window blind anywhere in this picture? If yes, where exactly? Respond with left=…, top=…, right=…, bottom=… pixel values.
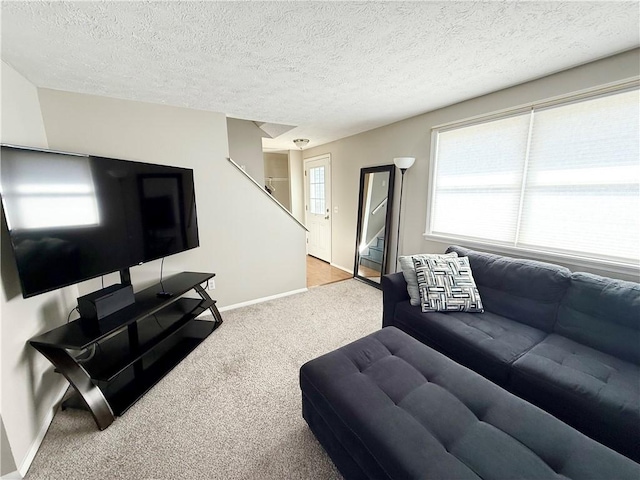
left=429, top=86, right=640, bottom=267
left=432, top=114, right=530, bottom=244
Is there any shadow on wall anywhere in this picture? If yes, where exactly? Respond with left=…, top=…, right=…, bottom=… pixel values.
left=1, top=417, right=17, bottom=476
left=1, top=206, right=22, bottom=301
left=2, top=204, right=74, bottom=460
left=26, top=341, right=70, bottom=423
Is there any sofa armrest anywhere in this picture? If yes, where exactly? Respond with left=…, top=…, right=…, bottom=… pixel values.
left=381, top=272, right=410, bottom=328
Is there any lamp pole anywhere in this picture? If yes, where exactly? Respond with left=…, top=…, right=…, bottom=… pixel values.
left=395, top=168, right=407, bottom=272
left=392, top=157, right=415, bottom=272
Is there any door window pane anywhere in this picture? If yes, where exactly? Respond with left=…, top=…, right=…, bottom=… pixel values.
left=309, top=166, right=326, bottom=215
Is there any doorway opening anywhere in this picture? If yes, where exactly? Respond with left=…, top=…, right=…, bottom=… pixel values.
left=304, top=154, right=332, bottom=263
left=306, top=255, right=350, bottom=288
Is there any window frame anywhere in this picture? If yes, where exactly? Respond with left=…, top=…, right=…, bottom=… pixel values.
left=424, top=80, right=640, bottom=277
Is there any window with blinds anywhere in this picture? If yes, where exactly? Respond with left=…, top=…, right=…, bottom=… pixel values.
left=428, top=86, right=640, bottom=267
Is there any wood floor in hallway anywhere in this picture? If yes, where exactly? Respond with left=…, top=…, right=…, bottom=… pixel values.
left=306, top=255, right=352, bottom=288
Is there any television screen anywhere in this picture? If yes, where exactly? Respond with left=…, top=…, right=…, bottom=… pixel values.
left=0, top=145, right=199, bottom=298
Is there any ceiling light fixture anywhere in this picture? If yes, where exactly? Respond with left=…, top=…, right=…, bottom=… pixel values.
left=293, top=138, right=310, bottom=149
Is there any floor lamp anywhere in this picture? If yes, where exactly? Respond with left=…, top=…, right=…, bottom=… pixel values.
left=393, top=157, right=415, bottom=272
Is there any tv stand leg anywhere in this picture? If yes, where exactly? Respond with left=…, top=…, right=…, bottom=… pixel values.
left=193, top=284, right=223, bottom=327
left=32, top=344, right=115, bottom=430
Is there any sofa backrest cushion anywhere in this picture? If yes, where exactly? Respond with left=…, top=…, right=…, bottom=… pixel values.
left=446, top=246, right=571, bottom=332
left=556, top=272, right=640, bottom=364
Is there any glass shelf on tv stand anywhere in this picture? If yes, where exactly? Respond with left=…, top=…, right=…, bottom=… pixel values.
left=29, top=271, right=223, bottom=430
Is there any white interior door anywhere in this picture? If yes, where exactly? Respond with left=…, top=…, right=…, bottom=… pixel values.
left=304, top=155, right=331, bottom=262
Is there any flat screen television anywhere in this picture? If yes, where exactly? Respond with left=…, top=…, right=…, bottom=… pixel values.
left=0, top=145, right=199, bottom=298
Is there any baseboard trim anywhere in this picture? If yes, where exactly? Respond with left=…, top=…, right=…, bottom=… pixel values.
left=1, top=470, right=22, bottom=479
left=16, top=383, right=68, bottom=478
left=331, top=263, right=353, bottom=274
left=214, top=288, right=308, bottom=313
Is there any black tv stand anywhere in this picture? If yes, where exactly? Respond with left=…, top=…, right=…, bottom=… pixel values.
left=29, top=272, right=222, bottom=430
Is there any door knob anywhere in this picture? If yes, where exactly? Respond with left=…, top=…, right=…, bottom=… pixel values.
left=324, top=215, right=330, bottom=220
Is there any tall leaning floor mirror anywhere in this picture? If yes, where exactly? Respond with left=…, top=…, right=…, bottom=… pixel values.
left=353, top=165, right=395, bottom=288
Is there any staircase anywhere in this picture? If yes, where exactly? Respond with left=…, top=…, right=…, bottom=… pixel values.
left=359, top=232, right=385, bottom=270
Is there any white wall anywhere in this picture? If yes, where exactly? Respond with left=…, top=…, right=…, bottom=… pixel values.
left=0, top=62, right=77, bottom=477
left=288, top=149, right=305, bottom=224
left=0, top=63, right=48, bottom=146
left=304, top=48, right=640, bottom=280
left=226, top=118, right=265, bottom=182
left=37, top=88, right=307, bottom=306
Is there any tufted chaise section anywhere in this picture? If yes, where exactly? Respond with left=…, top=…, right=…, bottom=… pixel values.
left=300, top=327, right=639, bottom=480
left=509, top=271, right=640, bottom=462
left=382, top=246, right=640, bottom=461
left=389, top=306, right=546, bottom=384
left=511, top=334, right=640, bottom=461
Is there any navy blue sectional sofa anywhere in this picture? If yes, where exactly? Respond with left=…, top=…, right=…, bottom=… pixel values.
left=382, top=245, right=640, bottom=463
left=300, top=327, right=639, bottom=480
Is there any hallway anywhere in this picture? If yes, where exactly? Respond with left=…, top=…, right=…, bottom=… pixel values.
left=306, top=255, right=351, bottom=288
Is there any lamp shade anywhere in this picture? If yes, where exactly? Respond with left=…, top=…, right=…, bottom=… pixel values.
left=393, top=157, right=415, bottom=170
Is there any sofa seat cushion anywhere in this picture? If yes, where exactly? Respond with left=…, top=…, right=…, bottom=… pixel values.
left=511, top=334, right=640, bottom=462
left=300, top=327, right=640, bottom=480
left=392, top=301, right=546, bottom=384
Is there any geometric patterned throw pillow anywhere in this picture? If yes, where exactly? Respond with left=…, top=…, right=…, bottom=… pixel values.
left=399, top=252, right=458, bottom=306
left=413, top=256, right=484, bottom=313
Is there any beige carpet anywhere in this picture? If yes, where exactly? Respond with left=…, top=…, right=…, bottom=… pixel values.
left=26, top=279, right=382, bottom=480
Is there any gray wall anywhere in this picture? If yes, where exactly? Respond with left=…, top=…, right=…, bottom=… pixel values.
left=37, top=88, right=307, bottom=305
left=304, top=48, right=640, bottom=279
left=227, top=118, right=265, bottom=182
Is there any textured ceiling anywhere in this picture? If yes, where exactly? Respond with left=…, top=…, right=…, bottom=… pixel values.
left=2, top=1, right=639, bottom=151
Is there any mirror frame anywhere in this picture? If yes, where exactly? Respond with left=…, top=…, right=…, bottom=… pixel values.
left=353, top=165, right=396, bottom=289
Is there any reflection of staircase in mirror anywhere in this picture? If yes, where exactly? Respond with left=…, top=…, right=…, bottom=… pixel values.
left=359, top=230, right=385, bottom=271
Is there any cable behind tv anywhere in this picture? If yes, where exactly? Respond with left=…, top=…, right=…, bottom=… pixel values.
left=157, top=257, right=172, bottom=298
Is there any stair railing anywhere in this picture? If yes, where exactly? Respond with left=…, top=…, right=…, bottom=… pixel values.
left=227, top=157, right=308, bottom=231
left=371, top=197, right=388, bottom=216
